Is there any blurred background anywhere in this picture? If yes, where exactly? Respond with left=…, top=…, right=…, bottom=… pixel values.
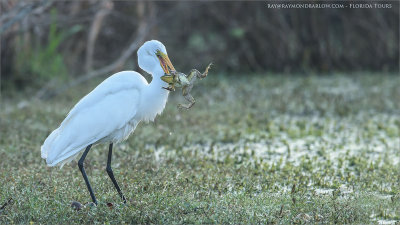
left=0, top=0, right=399, bottom=97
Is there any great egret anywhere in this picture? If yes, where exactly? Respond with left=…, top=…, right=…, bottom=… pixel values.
left=41, top=40, right=175, bottom=205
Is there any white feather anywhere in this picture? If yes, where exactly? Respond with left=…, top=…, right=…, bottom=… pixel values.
left=41, top=40, right=171, bottom=167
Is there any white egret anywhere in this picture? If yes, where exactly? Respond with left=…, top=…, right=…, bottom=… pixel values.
left=41, top=40, right=175, bottom=205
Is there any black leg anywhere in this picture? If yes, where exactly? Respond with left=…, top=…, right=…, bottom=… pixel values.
left=78, top=144, right=97, bottom=205
left=106, top=143, right=127, bottom=203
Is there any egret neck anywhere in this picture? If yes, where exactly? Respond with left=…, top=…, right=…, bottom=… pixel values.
left=142, top=66, right=170, bottom=122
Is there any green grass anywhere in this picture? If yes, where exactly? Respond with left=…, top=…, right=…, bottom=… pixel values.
left=1, top=73, right=399, bottom=224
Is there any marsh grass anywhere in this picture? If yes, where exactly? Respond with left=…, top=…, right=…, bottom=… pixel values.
left=1, top=73, right=399, bottom=224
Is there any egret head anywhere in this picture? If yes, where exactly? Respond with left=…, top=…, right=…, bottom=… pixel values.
left=138, top=40, right=175, bottom=76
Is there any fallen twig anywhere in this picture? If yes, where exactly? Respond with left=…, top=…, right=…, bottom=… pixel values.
left=0, top=197, right=13, bottom=212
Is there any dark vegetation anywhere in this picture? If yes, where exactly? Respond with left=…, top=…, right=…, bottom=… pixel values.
left=1, top=1, right=399, bottom=96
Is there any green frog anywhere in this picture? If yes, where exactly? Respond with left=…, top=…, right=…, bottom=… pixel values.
left=161, top=63, right=212, bottom=109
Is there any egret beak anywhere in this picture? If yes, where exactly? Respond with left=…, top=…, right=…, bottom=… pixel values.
left=157, top=51, right=175, bottom=75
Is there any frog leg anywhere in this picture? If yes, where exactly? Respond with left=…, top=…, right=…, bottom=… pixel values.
left=201, top=62, right=213, bottom=78
left=162, top=85, right=175, bottom=91
left=178, top=94, right=195, bottom=109
left=187, top=63, right=213, bottom=83
left=178, top=85, right=195, bottom=109
left=161, top=73, right=175, bottom=91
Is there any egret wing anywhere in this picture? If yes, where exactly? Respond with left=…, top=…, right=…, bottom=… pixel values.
left=42, top=72, right=145, bottom=166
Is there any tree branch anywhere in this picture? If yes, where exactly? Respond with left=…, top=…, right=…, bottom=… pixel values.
left=36, top=4, right=156, bottom=99
left=84, top=0, right=113, bottom=72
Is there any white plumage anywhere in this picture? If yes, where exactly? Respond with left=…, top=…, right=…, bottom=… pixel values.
left=41, top=40, right=174, bottom=168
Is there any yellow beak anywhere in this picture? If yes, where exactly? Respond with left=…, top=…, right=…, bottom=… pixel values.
left=157, top=51, right=175, bottom=74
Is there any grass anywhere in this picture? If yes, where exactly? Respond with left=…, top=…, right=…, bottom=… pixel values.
left=0, top=73, right=399, bottom=224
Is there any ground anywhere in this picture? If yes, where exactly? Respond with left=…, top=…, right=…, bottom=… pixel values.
left=0, top=73, right=399, bottom=224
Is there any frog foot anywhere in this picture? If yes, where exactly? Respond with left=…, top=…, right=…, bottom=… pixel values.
left=177, top=104, right=188, bottom=110
left=162, top=86, right=175, bottom=91
left=202, top=62, right=213, bottom=78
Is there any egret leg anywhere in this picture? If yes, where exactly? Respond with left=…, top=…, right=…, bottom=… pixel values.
left=106, top=143, right=127, bottom=203
left=78, top=144, right=97, bottom=205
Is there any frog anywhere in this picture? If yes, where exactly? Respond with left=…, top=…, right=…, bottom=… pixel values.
left=161, top=62, right=212, bottom=110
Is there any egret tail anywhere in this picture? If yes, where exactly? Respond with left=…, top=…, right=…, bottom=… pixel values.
left=41, top=127, right=92, bottom=168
